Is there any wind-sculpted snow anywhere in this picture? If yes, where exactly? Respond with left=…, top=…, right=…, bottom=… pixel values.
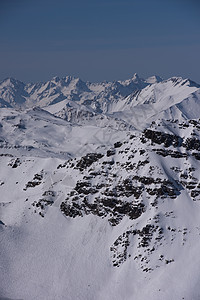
left=1, top=75, right=200, bottom=300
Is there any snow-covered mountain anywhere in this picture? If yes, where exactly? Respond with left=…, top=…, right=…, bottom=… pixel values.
left=0, top=73, right=148, bottom=108
left=1, top=74, right=199, bottom=130
left=1, top=73, right=200, bottom=300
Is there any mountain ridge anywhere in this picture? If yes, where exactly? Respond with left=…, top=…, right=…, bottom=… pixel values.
left=0, top=73, right=181, bottom=109
left=1, top=74, right=199, bottom=131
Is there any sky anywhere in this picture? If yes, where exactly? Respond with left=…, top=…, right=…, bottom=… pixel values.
left=0, top=0, right=200, bottom=83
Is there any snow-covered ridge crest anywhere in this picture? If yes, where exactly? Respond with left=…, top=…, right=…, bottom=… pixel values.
left=0, top=73, right=164, bottom=109
left=0, top=73, right=199, bottom=130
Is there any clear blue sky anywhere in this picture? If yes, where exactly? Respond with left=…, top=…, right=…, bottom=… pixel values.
left=0, top=0, right=200, bottom=83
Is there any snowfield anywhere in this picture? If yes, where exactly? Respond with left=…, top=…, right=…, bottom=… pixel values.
left=1, top=74, right=200, bottom=300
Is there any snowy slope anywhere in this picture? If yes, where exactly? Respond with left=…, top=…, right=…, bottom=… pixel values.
left=1, top=74, right=200, bottom=300
left=109, top=77, right=200, bottom=130
left=0, top=106, right=128, bottom=159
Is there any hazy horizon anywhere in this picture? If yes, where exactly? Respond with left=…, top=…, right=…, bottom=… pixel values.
left=0, top=0, right=200, bottom=83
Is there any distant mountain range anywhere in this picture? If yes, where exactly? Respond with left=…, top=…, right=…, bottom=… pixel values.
left=0, top=73, right=161, bottom=108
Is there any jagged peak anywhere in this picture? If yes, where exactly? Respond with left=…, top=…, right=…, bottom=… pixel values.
left=51, top=76, right=60, bottom=83
left=162, top=76, right=200, bottom=89
left=119, top=73, right=146, bottom=87
left=131, top=73, right=140, bottom=81
left=0, top=77, right=25, bottom=87
left=186, top=78, right=200, bottom=88
left=63, top=75, right=79, bottom=83
left=145, top=75, right=163, bottom=84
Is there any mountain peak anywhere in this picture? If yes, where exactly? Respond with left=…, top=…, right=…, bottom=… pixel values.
left=1, top=77, right=24, bottom=87
left=51, top=76, right=60, bottom=83
left=146, top=75, right=163, bottom=84
left=163, top=77, right=200, bottom=89
left=131, top=73, right=140, bottom=81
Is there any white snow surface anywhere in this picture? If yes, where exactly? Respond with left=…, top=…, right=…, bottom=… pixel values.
left=1, top=74, right=200, bottom=300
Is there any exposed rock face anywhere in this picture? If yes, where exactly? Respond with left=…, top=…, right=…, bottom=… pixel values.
left=57, top=118, right=200, bottom=272
left=143, top=129, right=182, bottom=147
left=75, top=153, right=104, bottom=171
